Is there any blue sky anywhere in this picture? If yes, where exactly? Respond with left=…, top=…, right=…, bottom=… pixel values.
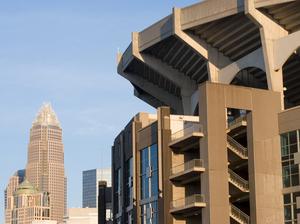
left=0, top=0, right=197, bottom=221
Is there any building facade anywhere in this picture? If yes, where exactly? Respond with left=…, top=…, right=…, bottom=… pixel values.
left=65, top=208, right=98, bottom=224
left=26, top=103, right=66, bottom=224
left=6, top=179, right=51, bottom=224
left=5, top=170, right=26, bottom=224
left=98, top=181, right=112, bottom=224
left=115, top=0, right=300, bottom=223
left=112, top=110, right=202, bottom=224
left=82, top=168, right=111, bottom=208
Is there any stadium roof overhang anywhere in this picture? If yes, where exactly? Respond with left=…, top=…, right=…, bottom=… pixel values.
left=118, top=0, right=300, bottom=114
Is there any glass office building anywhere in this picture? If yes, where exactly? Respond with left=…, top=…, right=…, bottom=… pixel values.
left=83, top=168, right=111, bottom=208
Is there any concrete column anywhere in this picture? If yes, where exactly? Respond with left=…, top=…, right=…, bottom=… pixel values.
left=247, top=90, right=283, bottom=224
left=157, top=107, right=173, bottom=224
left=245, top=0, right=288, bottom=108
left=199, top=83, right=230, bottom=224
left=132, top=120, right=142, bottom=224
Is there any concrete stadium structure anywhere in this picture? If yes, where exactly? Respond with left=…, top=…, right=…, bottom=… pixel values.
left=115, top=0, right=300, bottom=223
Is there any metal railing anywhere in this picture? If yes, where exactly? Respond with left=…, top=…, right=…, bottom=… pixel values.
left=228, top=169, right=249, bottom=191
left=230, top=204, right=250, bottom=224
left=227, top=135, right=248, bottom=158
left=170, top=194, right=205, bottom=210
left=170, top=159, right=204, bottom=176
left=171, top=122, right=203, bottom=141
left=228, top=116, right=247, bottom=129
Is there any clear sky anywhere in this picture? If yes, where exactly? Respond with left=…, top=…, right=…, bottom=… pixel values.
left=0, top=0, right=197, bottom=221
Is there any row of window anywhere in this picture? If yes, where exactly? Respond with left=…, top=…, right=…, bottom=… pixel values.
left=281, top=130, right=300, bottom=224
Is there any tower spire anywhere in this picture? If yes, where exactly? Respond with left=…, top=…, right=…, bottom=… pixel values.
left=32, top=103, right=60, bottom=127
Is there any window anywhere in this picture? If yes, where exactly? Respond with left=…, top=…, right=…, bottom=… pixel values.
left=125, top=158, right=133, bottom=207
left=114, top=168, right=121, bottom=215
left=281, top=131, right=300, bottom=188
left=284, top=192, right=300, bottom=224
left=140, top=144, right=158, bottom=224
left=141, top=201, right=158, bottom=224
left=281, top=131, right=300, bottom=223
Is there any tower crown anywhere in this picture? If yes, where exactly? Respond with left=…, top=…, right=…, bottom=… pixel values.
left=33, top=103, right=60, bottom=127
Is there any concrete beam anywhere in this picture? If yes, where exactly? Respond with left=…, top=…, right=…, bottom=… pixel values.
left=245, top=0, right=289, bottom=108
left=254, top=0, right=296, bottom=8
left=219, top=48, right=265, bottom=84
left=134, top=88, right=163, bottom=109
left=119, top=70, right=183, bottom=114
left=274, top=30, right=300, bottom=70
left=173, top=8, right=232, bottom=82
left=132, top=32, right=197, bottom=115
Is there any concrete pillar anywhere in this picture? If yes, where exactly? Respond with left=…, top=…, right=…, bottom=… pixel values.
left=199, top=83, right=230, bottom=224
left=199, top=82, right=284, bottom=224
left=157, top=107, right=173, bottom=224
left=247, top=90, right=283, bottom=224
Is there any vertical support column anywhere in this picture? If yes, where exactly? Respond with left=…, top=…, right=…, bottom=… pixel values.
left=157, top=107, right=173, bottom=224
left=245, top=0, right=288, bottom=108
left=199, top=83, right=230, bottom=224
left=119, top=132, right=125, bottom=224
left=247, top=90, right=283, bottom=224
left=133, top=120, right=142, bottom=224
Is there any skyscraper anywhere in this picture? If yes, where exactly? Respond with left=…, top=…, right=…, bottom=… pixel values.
left=82, top=168, right=111, bottom=208
left=26, top=103, right=66, bottom=223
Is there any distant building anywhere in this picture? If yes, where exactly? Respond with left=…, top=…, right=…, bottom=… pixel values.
left=6, top=179, right=51, bottom=224
left=26, top=103, right=67, bottom=223
left=98, top=181, right=112, bottom=224
left=31, top=221, right=57, bottom=224
left=65, top=208, right=97, bottom=224
left=82, top=168, right=111, bottom=208
left=4, top=169, right=26, bottom=224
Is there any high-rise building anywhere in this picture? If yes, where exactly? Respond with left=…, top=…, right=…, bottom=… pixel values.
left=5, top=170, right=26, bottom=224
left=6, top=179, right=51, bottom=224
left=82, top=168, right=111, bottom=208
left=115, top=0, right=300, bottom=223
left=26, top=103, right=66, bottom=223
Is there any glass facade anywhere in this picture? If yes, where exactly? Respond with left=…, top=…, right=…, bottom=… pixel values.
left=125, top=157, right=134, bottom=224
left=284, top=192, right=300, bottom=224
left=125, top=158, right=133, bottom=207
left=114, top=168, right=121, bottom=215
left=140, top=144, right=159, bottom=224
left=281, top=131, right=300, bottom=188
left=83, top=168, right=111, bottom=208
left=281, top=130, right=300, bottom=224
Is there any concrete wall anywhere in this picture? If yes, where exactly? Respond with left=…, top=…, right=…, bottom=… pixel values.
left=199, top=82, right=283, bottom=224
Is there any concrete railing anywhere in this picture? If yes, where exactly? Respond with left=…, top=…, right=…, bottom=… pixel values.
left=180, top=0, right=244, bottom=30
left=230, top=204, right=250, bottom=224
left=171, top=122, right=203, bottom=141
left=171, top=194, right=205, bottom=210
left=227, top=135, right=248, bottom=158
left=170, top=159, right=204, bottom=176
left=228, top=169, right=249, bottom=192
left=228, top=115, right=247, bottom=129
left=139, top=15, right=173, bottom=51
